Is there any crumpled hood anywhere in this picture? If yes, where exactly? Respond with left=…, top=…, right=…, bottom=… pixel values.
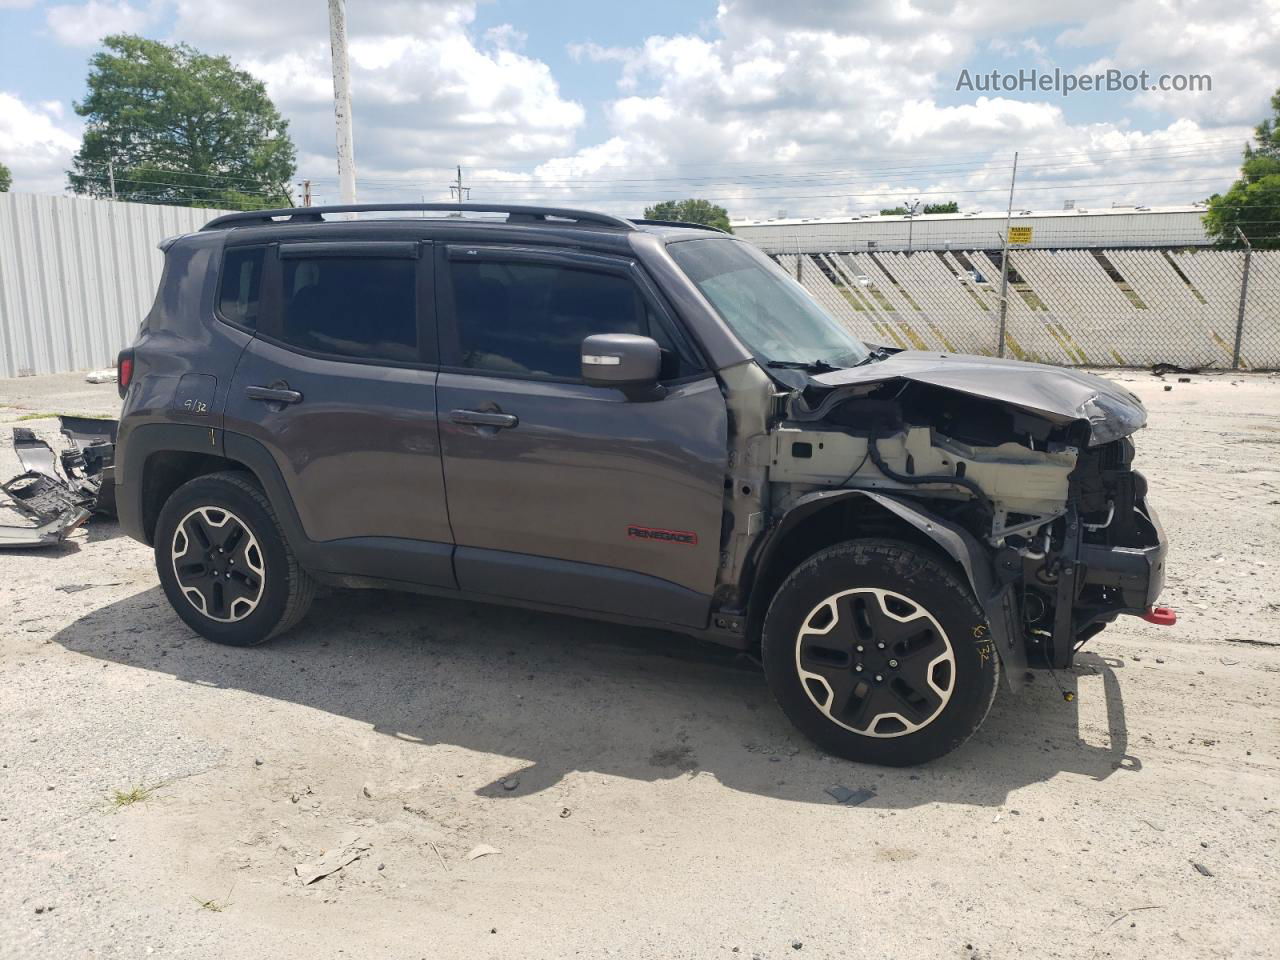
left=810, top=351, right=1147, bottom=446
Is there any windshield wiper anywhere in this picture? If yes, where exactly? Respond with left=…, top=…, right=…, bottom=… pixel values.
left=851, top=348, right=891, bottom=367
left=766, top=359, right=840, bottom=373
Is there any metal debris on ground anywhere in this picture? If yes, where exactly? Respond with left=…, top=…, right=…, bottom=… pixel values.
left=0, top=417, right=117, bottom=548
left=824, top=785, right=876, bottom=806
left=1192, top=862, right=1214, bottom=877
left=1151, top=363, right=1200, bottom=377
left=293, top=833, right=371, bottom=884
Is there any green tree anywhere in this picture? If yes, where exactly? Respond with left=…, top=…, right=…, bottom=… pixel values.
left=0, top=161, right=11, bottom=192
left=880, top=201, right=959, bottom=215
left=643, top=198, right=732, bottom=232
left=68, top=35, right=295, bottom=209
left=1204, top=87, right=1280, bottom=249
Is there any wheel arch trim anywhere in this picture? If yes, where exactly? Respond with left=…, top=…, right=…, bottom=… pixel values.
left=117, top=422, right=308, bottom=553
left=750, top=488, right=1027, bottom=690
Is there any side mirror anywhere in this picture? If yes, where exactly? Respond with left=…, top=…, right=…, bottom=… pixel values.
left=581, top=334, right=661, bottom=388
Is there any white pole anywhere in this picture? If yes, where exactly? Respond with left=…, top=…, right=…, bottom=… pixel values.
left=328, top=0, right=357, bottom=208
left=996, top=151, right=1018, bottom=357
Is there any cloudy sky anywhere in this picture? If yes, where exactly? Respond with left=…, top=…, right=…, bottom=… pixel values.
left=0, top=0, right=1276, bottom=220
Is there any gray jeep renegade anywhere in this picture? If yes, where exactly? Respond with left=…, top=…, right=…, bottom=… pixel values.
left=115, top=202, right=1171, bottom=765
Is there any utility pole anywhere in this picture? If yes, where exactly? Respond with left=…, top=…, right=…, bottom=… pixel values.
left=107, top=160, right=116, bottom=200
left=904, top=197, right=920, bottom=254
left=327, top=0, right=357, bottom=208
left=449, top=165, right=470, bottom=207
left=996, top=151, right=1019, bottom=358
left=1232, top=226, right=1252, bottom=370
left=302, top=179, right=312, bottom=207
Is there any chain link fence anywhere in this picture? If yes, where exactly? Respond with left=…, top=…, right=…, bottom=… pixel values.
left=774, top=247, right=1278, bottom=370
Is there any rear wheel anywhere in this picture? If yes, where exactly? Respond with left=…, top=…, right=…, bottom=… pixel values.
left=762, top=539, right=998, bottom=765
left=154, top=471, right=315, bottom=646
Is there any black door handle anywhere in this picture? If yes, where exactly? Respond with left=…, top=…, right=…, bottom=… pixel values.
left=246, top=385, right=303, bottom=404
left=450, top=409, right=518, bottom=429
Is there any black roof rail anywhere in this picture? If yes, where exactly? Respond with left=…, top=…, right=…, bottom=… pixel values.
left=200, top=202, right=637, bottom=232
left=630, top=218, right=729, bottom=234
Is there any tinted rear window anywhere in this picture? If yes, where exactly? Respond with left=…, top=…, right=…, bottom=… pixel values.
left=217, top=247, right=265, bottom=328
left=279, top=257, right=418, bottom=362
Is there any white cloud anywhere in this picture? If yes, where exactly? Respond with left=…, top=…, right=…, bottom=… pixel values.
left=45, top=0, right=156, bottom=47
left=503, top=1, right=1265, bottom=218
left=12, top=0, right=1273, bottom=217
left=483, top=24, right=526, bottom=51
left=568, top=42, right=633, bottom=63
left=0, top=93, right=81, bottom=193
left=1058, top=0, right=1279, bottom=124
left=161, top=0, right=584, bottom=200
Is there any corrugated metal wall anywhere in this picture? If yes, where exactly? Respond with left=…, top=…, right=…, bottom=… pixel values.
left=0, top=194, right=230, bottom=377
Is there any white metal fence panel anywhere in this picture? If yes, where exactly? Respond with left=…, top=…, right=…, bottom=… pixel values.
left=779, top=247, right=1279, bottom=370
left=0, top=194, right=229, bottom=377
left=1240, top=251, right=1280, bottom=368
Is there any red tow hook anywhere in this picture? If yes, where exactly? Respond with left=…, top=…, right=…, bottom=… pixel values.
left=1142, top=606, right=1177, bottom=626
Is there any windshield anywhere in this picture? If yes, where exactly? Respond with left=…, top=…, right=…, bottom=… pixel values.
left=667, top=238, right=869, bottom=368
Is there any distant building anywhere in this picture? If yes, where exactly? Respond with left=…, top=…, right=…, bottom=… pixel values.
left=732, top=204, right=1212, bottom=253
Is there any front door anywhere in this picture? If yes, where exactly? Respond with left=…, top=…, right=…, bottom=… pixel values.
left=434, top=243, right=728, bottom=627
left=223, top=239, right=454, bottom=587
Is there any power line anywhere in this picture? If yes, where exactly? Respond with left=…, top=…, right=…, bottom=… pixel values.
left=304, top=143, right=1240, bottom=190
left=74, top=160, right=288, bottom=189
left=349, top=175, right=1231, bottom=205
left=295, top=135, right=1245, bottom=188
left=443, top=134, right=1251, bottom=175
left=76, top=173, right=284, bottom=197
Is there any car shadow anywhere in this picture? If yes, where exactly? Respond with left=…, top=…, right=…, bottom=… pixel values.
left=52, top=586, right=1138, bottom=809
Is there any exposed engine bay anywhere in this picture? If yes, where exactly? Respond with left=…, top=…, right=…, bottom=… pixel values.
left=761, top=358, right=1168, bottom=676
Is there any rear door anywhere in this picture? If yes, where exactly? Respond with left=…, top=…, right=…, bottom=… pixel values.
left=435, top=243, right=728, bottom=627
left=223, top=239, right=454, bottom=587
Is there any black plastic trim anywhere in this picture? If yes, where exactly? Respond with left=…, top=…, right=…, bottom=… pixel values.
left=202, top=203, right=636, bottom=231
left=115, top=422, right=225, bottom=543
left=455, top=545, right=710, bottom=628
left=279, top=241, right=420, bottom=259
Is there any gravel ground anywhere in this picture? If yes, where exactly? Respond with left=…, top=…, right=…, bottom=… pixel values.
left=1, top=369, right=1277, bottom=960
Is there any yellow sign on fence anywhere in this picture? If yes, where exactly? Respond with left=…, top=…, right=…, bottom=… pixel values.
left=1008, top=226, right=1033, bottom=245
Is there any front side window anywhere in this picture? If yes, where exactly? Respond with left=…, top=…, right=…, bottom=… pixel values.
left=217, top=246, right=265, bottom=328
left=448, top=260, right=690, bottom=380
left=279, top=257, right=417, bottom=362
left=668, top=238, right=869, bottom=368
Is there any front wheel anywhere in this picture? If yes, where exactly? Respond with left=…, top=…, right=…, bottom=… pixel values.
left=761, top=539, right=999, bottom=766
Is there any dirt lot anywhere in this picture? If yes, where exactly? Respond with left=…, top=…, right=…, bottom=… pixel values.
left=1, top=369, right=1277, bottom=960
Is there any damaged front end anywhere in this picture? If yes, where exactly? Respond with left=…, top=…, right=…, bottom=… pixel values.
left=0, top=418, right=117, bottom=548
left=769, top=351, right=1168, bottom=679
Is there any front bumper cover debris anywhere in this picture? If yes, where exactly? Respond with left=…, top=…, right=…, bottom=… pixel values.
left=0, top=418, right=117, bottom=549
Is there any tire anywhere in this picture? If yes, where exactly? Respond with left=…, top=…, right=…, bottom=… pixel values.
left=761, top=539, right=999, bottom=766
left=153, top=471, right=316, bottom=646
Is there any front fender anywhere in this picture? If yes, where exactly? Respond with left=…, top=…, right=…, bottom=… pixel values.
left=758, top=488, right=1027, bottom=691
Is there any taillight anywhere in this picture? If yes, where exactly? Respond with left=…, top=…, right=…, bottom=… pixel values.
left=117, top=350, right=134, bottom=399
